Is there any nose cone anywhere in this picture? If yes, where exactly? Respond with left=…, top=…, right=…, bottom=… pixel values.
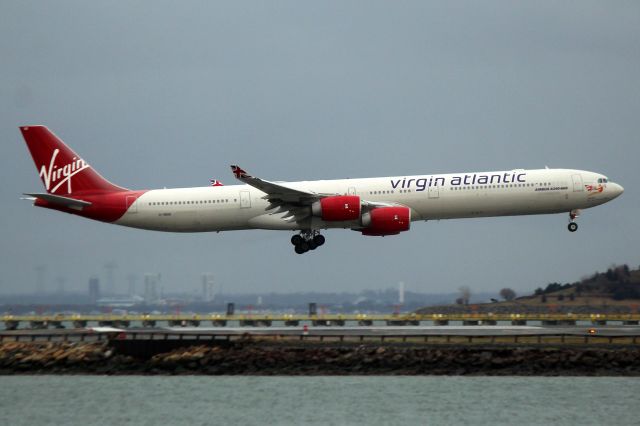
left=609, top=183, right=624, bottom=199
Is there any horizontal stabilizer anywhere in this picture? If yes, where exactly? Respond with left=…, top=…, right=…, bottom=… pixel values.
left=23, top=192, right=92, bottom=210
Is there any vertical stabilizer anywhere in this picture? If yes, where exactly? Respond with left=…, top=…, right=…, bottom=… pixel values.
left=20, top=125, right=126, bottom=195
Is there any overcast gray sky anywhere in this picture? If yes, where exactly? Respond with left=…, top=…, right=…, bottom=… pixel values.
left=1, top=1, right=638, bottom=297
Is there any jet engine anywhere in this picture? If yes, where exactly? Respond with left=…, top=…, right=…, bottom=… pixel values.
left=311, top=195, right=361, bottom=221
left=361, top=206, right=411, bottom=236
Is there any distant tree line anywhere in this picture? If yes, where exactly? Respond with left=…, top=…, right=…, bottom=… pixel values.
left=534, top=282, right=572, bottom=295
left=533, top=264, right=640, bottom=301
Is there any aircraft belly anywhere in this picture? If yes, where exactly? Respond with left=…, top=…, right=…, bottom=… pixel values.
left=116, top=203, right=247, bottom=232
left=427, top=191, right=572, bottom=219
left=198, top=206, right=250, bottom=230
left=248, top=214, right=299, bottom=230
left=246, top=213, right=359, bottom=231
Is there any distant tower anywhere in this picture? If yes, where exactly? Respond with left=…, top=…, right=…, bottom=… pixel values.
left=144, top=273, right=160, bottom=303
left=88, top=276, right=100, bottom=303
left=126, top=274, right=138, bottom=296
left=56, top=276, right=66, bottom=294
left=104, top=261, right=117, bottom=295
left=201, top=273, right=215, bottom=302
left=34, top=265, right=46, bottom=294
left=398, top=281, right=405, bottom=305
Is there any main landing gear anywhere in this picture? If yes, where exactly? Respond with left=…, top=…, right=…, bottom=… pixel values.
left=568, top=209, right=580, bottom=232
left=291, top=231, right=325, bottom=254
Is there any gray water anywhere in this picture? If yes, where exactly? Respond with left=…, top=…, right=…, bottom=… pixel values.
left=1, top=376, right=638, bottom=425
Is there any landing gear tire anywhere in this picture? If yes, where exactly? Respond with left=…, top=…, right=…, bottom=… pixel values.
left=568, top=210, right=580, bottom=232
left=292, top=231, right=324, bottom=254
left=295, top=243, right=309, bottom=254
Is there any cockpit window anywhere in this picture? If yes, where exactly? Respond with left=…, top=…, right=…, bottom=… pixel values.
left=598, top=178, right=602, bottom=183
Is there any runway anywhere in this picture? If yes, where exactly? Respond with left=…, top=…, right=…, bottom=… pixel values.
left=3, top=325, right=640, bottom=346
left=157, top=324, right=640, bottom=337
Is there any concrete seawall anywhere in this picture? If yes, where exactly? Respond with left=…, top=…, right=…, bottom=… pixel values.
left=1, top=341, right=640, bottom=376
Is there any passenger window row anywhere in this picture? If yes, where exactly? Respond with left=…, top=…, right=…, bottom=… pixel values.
left=450, top=182, right=554, bottom=190
left=148, top=199, right=236, bottom=206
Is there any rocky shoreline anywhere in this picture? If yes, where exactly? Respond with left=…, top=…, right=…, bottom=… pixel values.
left=1, top=341, right=639, bottom=376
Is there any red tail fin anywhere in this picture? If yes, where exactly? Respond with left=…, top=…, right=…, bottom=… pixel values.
left=20, top=126, right=126, bottom=195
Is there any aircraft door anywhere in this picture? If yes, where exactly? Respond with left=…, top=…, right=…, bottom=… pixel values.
left=428, top=185, right=439, bottom=199
left=239, top=190, right=251, bottom=208
left=348, top=187, right=356, bottom=196
left=572, top=174, right=584, bottom=192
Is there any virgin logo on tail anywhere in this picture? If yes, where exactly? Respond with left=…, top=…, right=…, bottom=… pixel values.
left=40, top=148, right=90, bottom=194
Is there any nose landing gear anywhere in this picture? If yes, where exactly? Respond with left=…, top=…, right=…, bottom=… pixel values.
left=291, top=231, right=325, bottom=254
left=568, top=210, right=580, bottom=232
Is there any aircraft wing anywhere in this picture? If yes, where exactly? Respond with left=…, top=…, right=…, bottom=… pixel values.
left=231, top=165, right=343, bottom=223
left=230, top=165, right=401, bottom=223
left=230, top=165, right=324, bottom=205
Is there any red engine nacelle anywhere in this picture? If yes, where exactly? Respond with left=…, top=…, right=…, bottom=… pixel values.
left=312, top=195, right=361, bottom=221
left=361, top=206, right=411, bottom=236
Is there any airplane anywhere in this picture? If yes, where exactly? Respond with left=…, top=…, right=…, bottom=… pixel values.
left=20, top=125, right=624, bottom=254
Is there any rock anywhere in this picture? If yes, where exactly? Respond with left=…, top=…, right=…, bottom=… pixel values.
left=392, top=354, right=404, bottom=363
left=1, top=341, right=640, bottom=376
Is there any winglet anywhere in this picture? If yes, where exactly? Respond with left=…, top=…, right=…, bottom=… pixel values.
left=230, top=165, right=251, bottom=180
left=209, top=179, right=224, bottom=187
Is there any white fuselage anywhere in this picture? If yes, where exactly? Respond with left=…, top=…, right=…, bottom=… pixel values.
left=116, top=168, right=622, bottom=233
